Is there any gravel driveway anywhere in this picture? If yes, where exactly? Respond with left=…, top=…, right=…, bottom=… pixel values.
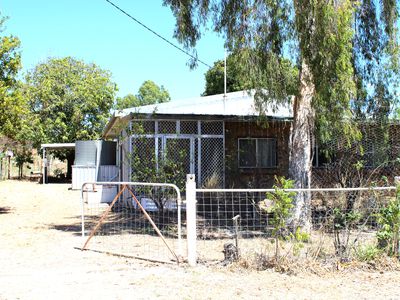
left=0, top=181, right=399, bottom=299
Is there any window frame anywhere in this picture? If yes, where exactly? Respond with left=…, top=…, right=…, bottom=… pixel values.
left=237, top=138, right=277, bottom=169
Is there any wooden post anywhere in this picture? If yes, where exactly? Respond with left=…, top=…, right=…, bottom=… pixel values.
left=42, top=148, right=46, bottom=184
left=7, top=155, right=10, bottom=180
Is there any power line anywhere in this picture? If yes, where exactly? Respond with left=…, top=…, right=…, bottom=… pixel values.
left=104, top=0, right=212, bottom=69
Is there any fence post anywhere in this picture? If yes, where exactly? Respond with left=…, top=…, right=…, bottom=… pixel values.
left=186, top=174, right=197, bottom=266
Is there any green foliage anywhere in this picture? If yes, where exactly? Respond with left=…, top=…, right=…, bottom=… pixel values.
left=332, top=208, right=361, bottom=259
left=203, top=50, right=298, bottom=102
left=266, top=176, right=296, bottom=259
left=164, top=0, right=399, bottom=141
left=355, top=244, right=382, bottom=262
left=130, top=142, right=187, bottom=192
left=114, top=80, right=170, bottom=110
left=261, top=176, right=310, bottom=258
left=53, top=168, right=64, bottom=177
left=353, top=0, right=400, bottom=121
left=333, top=209, right=361, bottom=231
left=376, top=186, right=400, bottom=257
left=267, top=176, right=296, bottom=238
left=137, top=80, right=170, bottom=105
left=292, top=227, right=310, bottom=256
left=0, top=16, right=25, bottom=138
left=14, top=145, right=33, bottom=179
left=129, top=123, right=187, bottom=210
left=307, top=1, right=358, bottom=144
left=24, top=56, right=117, bottom=157
left=115, top=94, right=140, bottom=110
left=202, top=52, right=252, bottom=96
left=164, top=1, right=399, bottom=233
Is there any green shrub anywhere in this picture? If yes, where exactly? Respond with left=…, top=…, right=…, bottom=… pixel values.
left=266, top=176, right=296, bottom=260
left=355, top=245, right=382, bottom=262
left=332, top=208, right=361, bottom=260
left=376, top=185, right=400, bottom=257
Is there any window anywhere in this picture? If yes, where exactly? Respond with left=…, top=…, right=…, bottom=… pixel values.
left=238, top=138, right=277, bottom=168
left=312, top=145, right=333, bottom=168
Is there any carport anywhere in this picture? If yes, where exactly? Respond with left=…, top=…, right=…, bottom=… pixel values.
left=41, top=143, right=75, bottom=184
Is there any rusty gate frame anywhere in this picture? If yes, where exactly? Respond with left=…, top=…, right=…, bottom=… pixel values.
left=80, top=181, right=183, bottom=263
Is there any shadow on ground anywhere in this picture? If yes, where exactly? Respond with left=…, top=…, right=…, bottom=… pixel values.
left=0, top=207, right=12, bottom=214
left=49, top=211, right=180, bottom=238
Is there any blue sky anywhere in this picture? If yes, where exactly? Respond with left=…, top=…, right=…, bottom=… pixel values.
left=1, top=0, right=225, bottom=100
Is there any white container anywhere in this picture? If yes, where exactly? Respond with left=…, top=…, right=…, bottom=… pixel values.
left=72, top=165, right=96, bottom=190
left=85, top=184, right=118, bottom=205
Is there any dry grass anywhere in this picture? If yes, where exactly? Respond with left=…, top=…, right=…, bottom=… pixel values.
left=1, top=180, right=400, bottom=299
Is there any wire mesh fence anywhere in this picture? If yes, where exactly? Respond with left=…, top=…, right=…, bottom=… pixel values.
left=194, top=187, right=397, bottom=264
left=311, top=122, right=400, bottom=188
left=80, top=177, right=399, bottom=267
left=81, top=182, right=184, bottom=264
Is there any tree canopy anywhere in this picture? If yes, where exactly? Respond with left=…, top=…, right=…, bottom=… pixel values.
left=164, top=0, right=398, bottom=133
left=24, top=56, right=117, bottom=177
left=115, top=80, right=171, bottom=110
left=0, top=16, right=24, bottom=138
left=203, top=51, right=298, bottom=96
left=164, top=0, right=400, bottom=228
left=202, top=52, right=251, bottom=96
left=25, top=56, right=117, bottom=145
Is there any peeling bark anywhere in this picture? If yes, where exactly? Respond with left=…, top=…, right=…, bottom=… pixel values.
left=288, top=60, right=315, bottom=232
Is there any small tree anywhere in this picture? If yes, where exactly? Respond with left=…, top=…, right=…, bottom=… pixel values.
left=266, top=176, right=296, bottom=261
left=332, top=208, right=361, bottom=260
left=376, top=185, right=400, bottom=257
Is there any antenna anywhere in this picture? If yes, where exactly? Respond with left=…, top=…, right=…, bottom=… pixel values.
left=224, top=49, right=227, bottom=99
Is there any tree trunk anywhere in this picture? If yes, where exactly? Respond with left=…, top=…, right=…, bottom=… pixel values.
left=19, top=164, right=23, bottom=179
left=66, top=151, right=74, bottom=180
left=7, top=156, right=11, bottom=180
left=288, top=60, right=315, bottom=232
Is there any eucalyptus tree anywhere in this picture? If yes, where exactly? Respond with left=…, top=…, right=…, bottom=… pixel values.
left=163, top=0, right=399, bottom=229
left=203, top=51, right=298, bottom=96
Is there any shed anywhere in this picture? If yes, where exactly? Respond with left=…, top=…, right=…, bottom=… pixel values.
left=72, top=140, right=118, bottom=190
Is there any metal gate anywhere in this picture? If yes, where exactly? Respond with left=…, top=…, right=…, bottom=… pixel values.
left=80, top=181, right=183, bottom=264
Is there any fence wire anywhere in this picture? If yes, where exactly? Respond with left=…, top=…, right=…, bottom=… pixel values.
left=195, top=188, right=397, bottom=263
left=81, top=182, right=183, bottom=264
left=311, top=122, right=400, bottom=187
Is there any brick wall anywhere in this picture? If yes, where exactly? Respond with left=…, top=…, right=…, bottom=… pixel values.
left=224, top=120, right=291, bottom=188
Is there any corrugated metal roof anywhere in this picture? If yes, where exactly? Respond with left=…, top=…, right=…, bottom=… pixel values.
left=116, top=90, right=293, bottom=119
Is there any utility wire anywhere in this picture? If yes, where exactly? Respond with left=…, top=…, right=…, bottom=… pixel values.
left=104, top=0, right=212, bottom=69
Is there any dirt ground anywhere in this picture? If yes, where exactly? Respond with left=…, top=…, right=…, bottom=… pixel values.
left=1, top=181, right=400, bottom=300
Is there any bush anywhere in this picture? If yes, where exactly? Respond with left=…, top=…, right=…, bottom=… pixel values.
left=376, top=185, right=400, bottom=257
left=265, top=176, right=311, bottom=260
left=355, top=245, right=382, bottom=262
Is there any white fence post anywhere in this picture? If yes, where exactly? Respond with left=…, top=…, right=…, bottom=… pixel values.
left=186, top=174, right=197, bottom=266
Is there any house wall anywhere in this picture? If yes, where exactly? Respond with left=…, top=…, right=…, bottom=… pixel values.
left=224, top=120, right=291, bottom=188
